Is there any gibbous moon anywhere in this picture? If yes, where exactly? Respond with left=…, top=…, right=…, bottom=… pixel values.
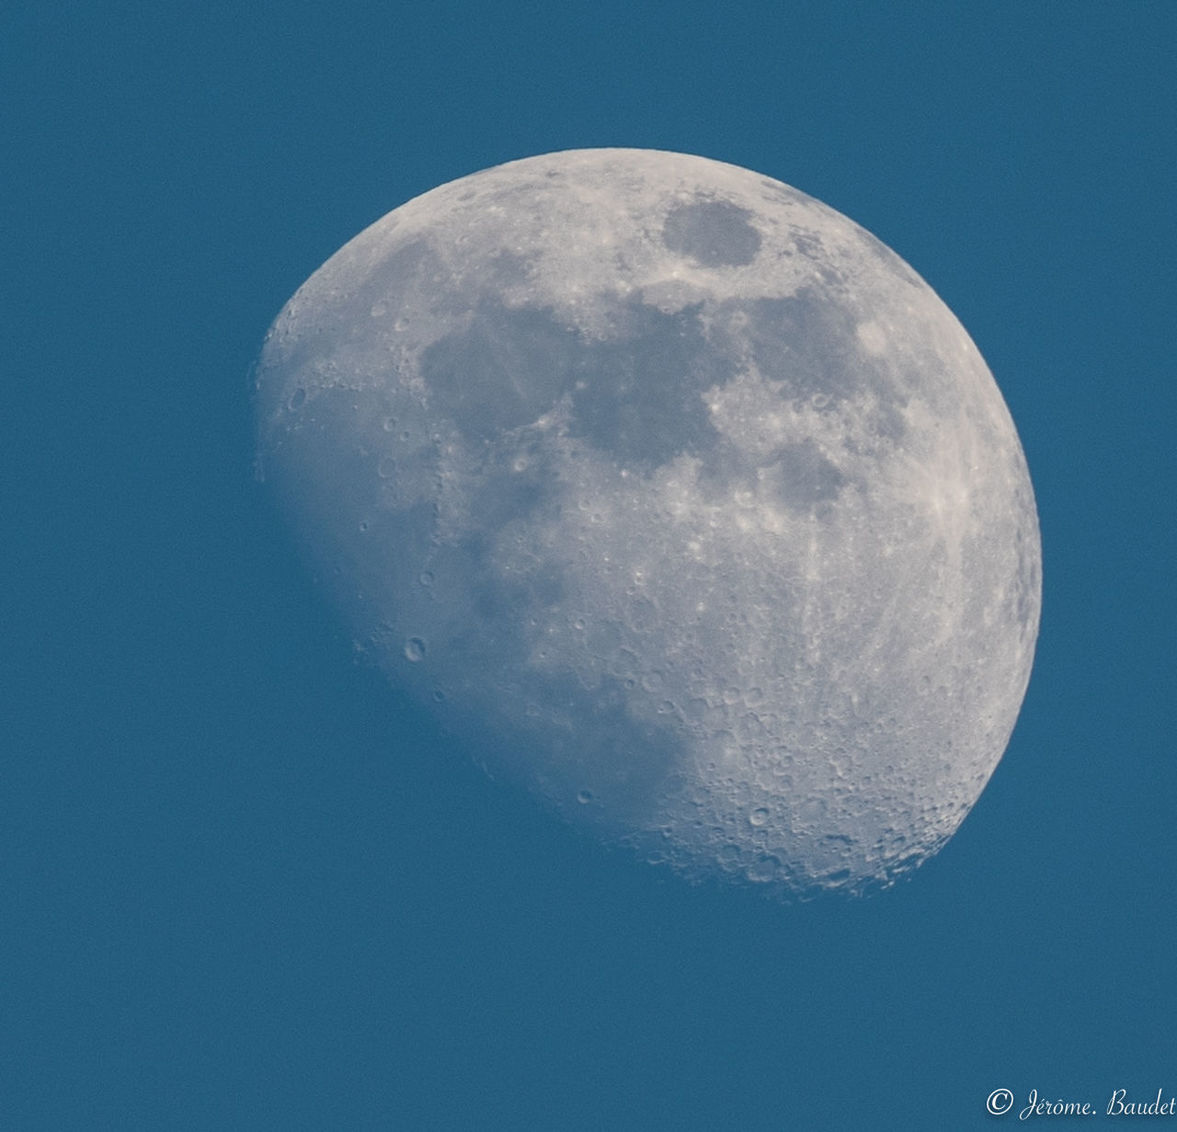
left=255, top=149, right=1041, bottom=896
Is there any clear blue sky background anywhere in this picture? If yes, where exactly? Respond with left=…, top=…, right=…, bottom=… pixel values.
left=4, top=3, right=1175, bottom=1129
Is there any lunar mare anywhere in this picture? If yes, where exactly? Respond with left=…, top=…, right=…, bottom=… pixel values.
left=255, top=149, right=1040, bottom=896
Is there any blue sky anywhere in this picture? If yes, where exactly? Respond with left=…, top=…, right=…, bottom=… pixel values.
left=4, top=3, right=1175, bottom=1128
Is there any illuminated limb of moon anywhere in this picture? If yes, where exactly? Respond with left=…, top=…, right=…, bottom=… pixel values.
left=256, top=149, right=1041, bottom=896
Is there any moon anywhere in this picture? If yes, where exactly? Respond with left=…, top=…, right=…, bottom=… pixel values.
left=255, top=149, right=1041, bottom=897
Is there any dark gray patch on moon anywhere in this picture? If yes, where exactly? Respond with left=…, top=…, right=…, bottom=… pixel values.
left=772, top=441, right=847, bottom=510
left=421, top=304, right=579, bottom=439
left=352, top=239, right=435, bottom=321
left=462, top=537, right=565, bottom=623
left=1006, top=513, right=1042, bottom=640
left=423, top=297, right=735, bottom=471
left=485, top=249, right=534, bottom=288
left=462, top=429, right=561, bottom=532
left=742, top=292, right=861, bottom=401
left=662, top=198, right=762, bottom=267
left=567, top=300, right=732, bottom=469
left=734, top=291, right=908, bottom=442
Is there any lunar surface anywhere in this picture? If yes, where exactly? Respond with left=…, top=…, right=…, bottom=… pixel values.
left=255, top=148, right=1040, bottom=897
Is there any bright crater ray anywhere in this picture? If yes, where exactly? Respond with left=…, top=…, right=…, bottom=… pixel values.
left=255, top=149, right=1041, bottom=896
